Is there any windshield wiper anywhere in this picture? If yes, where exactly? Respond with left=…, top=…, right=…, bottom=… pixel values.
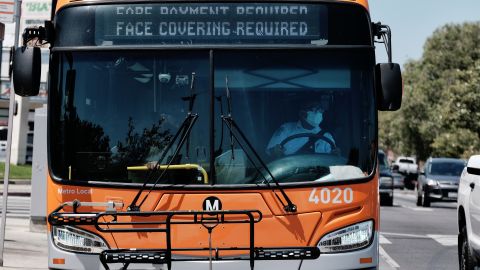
left=128, top=73, right=198, bottom=211
left=220, top=77, right=297, bottom=213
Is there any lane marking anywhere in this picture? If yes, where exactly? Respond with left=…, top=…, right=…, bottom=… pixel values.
left=379, top=246, right=400, bottom=269
left=382, top=232, right=458, bottom=246
left=394, top=192, right=417, bottom=199
left=408, top=207, right=433, bottom=212
left=381, top=232, right=430, bottom=239
left=400, top=205, right=433, bottom=212
left=427, top=234, right=457, bottom=246
left=380, top=235, right=392, bottom=244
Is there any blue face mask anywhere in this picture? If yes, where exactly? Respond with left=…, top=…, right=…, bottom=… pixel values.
left=305, top=111, right=323, bottom=127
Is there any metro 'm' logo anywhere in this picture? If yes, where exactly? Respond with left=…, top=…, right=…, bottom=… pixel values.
left=203, top=196, right=222, bottom=211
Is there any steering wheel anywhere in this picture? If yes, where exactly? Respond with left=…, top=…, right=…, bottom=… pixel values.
left=253, top=154, right=346, bottom=184
left=279, top=132, right=336, bottom=153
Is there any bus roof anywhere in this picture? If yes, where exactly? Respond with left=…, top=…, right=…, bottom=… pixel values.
left=55, top=0, right=369, bottom=13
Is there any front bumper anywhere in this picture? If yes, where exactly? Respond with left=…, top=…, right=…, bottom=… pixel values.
left=393, top=181, right=404, bottom=189
left=427, top=186, right=458, bottom=201
left=48, top=233, right=379, bottom=270
left=379, top=188, right=393, bottom=197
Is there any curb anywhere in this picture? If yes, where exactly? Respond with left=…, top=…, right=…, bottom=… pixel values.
left=0, top=179, right=32, bottom=184
left=0, top=192, right=31, bottom=197
left=0, top=180, right=32, bottom=197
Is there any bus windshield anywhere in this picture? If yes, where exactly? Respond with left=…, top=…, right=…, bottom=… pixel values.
left=50, top=49, right=375, bottom=185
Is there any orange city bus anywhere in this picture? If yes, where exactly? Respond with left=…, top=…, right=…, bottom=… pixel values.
left=13, top=0, right=402, bottom=269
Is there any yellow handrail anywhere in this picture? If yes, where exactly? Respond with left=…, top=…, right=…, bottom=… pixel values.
left=127, top=164, right=209, bottom=184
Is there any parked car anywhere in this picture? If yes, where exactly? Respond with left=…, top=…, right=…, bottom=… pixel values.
left=0, top=126, right=7, bottom=161
left=417, top=157, right=465, bottom=207
left=26, top=131, right=33, bottom=164
left=379, top=150, right=394, bottom=206
left=458, top=155, right=480, bottom=270
left=0, top=127, right=33, bottom=164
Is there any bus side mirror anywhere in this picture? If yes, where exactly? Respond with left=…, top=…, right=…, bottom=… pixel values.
left=13, top=46, right=41, bottom=97
left=376, top=63, right=402, bottom=111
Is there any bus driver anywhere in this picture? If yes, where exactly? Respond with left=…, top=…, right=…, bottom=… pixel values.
left=266, top=101, right=336, bottom=157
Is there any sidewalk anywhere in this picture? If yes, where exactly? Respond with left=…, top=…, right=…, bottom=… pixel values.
left=0, top=180, right=47, bottom=269
left=0, top=218, right=48, bottom=269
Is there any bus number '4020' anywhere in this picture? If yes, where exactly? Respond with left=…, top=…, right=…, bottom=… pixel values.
left=308, top=188, right=354, bottom=204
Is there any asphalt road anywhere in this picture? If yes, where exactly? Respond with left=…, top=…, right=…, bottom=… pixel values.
left=379, top=189, right=458, bottom=270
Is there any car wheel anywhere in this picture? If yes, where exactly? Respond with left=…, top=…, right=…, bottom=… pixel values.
left=416, top=194, right=422, bottom=206
left=416, top=184, right=422, bottom=206
left=459, top=227, right=476, bottom=270
left=386, top=194, right=394, bottom=206
left=422, top=189, right=430, bottom=207
left=380, top=195, right=386, bottom=206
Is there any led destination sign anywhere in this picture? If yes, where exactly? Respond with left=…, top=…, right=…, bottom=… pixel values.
left=94, top=3, right=328, bottom=45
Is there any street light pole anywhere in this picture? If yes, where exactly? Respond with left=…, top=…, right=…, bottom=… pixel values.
left=0, top=0, right=22, bottom=265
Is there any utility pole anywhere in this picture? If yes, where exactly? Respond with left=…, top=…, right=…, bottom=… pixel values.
left=0, top=0, right=22, bottom=265
left=0, top=23, right=4, bottom=71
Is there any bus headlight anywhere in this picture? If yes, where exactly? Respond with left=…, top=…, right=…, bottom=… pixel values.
left=318, top=220, right=373, bottom=253
left=52, top=226, right=108, bottom=254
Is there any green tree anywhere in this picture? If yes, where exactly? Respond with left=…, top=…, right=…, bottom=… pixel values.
left=379, top=22, right=480, bottom=160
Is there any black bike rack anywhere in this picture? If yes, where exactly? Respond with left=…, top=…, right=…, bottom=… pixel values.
left=49, top=205, right=320, bottom=270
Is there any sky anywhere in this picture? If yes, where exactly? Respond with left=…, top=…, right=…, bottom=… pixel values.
left=369, top=0, right=480, bottom=67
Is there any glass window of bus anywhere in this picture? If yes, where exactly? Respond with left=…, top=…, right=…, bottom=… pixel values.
left=213, top=50, right=376, bottom=184
left=50, top=51, right=210, bottom=183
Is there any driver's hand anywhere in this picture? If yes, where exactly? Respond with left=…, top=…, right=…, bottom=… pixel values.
left=270, top=144, right=285, bottom=158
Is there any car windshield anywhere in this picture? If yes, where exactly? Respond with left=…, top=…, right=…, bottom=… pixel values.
left=50, top=50, right=376, bottom=185
left=429, top=161, right=465, bottom=176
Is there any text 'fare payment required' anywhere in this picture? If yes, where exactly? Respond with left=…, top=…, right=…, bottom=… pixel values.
left=95, top=3, right=328, bottom=44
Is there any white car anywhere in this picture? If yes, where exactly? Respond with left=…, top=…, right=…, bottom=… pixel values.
left=394, top=156, right=418, bottom=175
left=458, top=155, right=480, bottom=270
